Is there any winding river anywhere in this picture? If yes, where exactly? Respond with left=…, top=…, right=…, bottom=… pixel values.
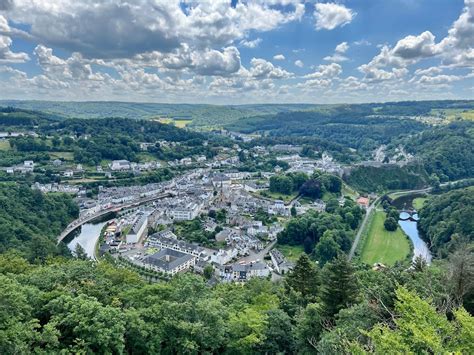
left=67, top=221, right=108, bottom=259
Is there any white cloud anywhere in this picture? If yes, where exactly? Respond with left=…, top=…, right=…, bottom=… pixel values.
left=249, top=58, right=292, bottom=79
left=304, top=63, right=342, bottom=79
left=314, top=3, right=356, bottom=30
left=239, top=38, right=262, bottom=48
left=273, top=54, right=286, bottom=61
left=294, top=59, right=304, bottom=67
left=324, top=41, right=349, bottom=62
left=335, top=41, right=349, bottom=53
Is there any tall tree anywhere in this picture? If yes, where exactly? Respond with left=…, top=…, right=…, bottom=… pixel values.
left=286, top=254, right=320, bottom=304
left=320, top=254, right=359, bottom=318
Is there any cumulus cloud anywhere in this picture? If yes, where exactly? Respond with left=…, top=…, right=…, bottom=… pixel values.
left=249, top=58, right=292, bottom=79
left=294, top=59, right=304, bottom=68
left=273, top=54, right=285, bottom=61
left=3, top=0, right=304, bottom=59
left=314, top=3, right=356, bottom=30
left=304, top=63, right=342, bottom=79
left=0, top=35, right=29, bottom=63
left=324, top=41, right=349, bottom=62
left=239, top=38, right=262, bottom=48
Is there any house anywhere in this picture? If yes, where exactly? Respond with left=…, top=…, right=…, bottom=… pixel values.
left=147, top=231, right=206, bottom=259
left=143, top=248, right=196, bottom=275
left=210, top=248, right=238, bottom=265
left=269, top=249, right=294, bottom=275
left=110, top=160, right=131, bottom=171
left=357, top=196, right=370, bottom=209
left=219, top=262, right=270, bottom=282
left=63, top=170, right=74, bottom=177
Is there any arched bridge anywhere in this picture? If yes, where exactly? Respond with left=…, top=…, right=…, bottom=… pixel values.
left=58, top=192, right=173, bottom=243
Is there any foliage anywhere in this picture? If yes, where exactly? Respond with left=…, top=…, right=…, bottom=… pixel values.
left=418, top=187, right=474, bottom=258
left=0, top=184, right=78, bottom=260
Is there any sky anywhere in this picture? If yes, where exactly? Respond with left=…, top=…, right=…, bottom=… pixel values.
left=0, top=0, right=473, bottom=104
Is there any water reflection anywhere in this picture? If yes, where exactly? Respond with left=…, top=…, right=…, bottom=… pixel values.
left=398, top=220, right=432, bottom=264
left=68, top=221, right=108, bottom=259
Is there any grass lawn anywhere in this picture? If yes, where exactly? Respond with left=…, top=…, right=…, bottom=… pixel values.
left=277, top=244, right=305, bottom=262
left=259, top=190, right=298, bottom=203
left=0, top=140, right=11, bottom=151
left=361, top=211, right=411, bottom=266
left=412, top=197, right=427, bottom=210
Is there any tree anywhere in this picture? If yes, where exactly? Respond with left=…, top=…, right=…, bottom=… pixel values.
left=294, top=303, right=323, bottom=352
left=290, top=205, right=297, bottom=217
left=259, top=309, right=296, bottom=354
left=286, top=254, right=320, bottom=304
left=412, top=255, right=427, bottom=272
left=366, top=287, right=474, bottom=354
left=74, top=244, right=88, bottom=260
left=299, top=179, right=323, bottom=199
left=315, top=231, right=341, bottom=266
left=384, top=217, right=398, bottom=231
left=203, top=265, right=214, bottom=280
left=320, top=254, right=359, bottom=318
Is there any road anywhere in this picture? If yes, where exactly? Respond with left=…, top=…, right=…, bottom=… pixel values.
left=237, top=240, right=277, bottom=264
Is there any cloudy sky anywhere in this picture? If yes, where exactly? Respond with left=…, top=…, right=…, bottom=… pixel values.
left=0, top=0, right=473, bottom=104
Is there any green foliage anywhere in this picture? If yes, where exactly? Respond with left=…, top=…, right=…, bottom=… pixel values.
left=366, top=286, right=474, bottom=354
left=286, top=254, right=320, bottom=304
left=384, top=216, right=398, bottom=231
left=0, top=184, right=78, bottom=259
left=320, top=254, right=359, bottom=318
left=278, top=200, right=362, bottom=260
left=345, top=163, right=429, bottom=193
left=418, top=187, right=474, bottom=257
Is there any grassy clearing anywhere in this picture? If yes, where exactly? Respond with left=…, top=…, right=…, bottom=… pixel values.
left=174, top=119, right=192, bottom=128
left=360, top=211, right=410, bottom=266
left=412, top=197, right=427, bottom=210
left=0, top=140, right=11, bottom=151
left=277, top=244, right=305, bottom=262
left=49, top=151, right=74, bottom=160
left=259, top=190, right=298, bottom=203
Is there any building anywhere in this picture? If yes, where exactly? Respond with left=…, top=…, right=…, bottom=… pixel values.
left=143, top=248, right=196, bottom=275
left=269, top=249, right=294, bottom=275
left=357, top=197, right=370, bottom=209
left=147, top=231, right=206, bottom=259
left=169, top=202, right=200, bottom=221
left=110, top=160, right=131, bottom=171
left=126, top=214, right=148, bottom=244
left=219, top=262, right=270, bottom=282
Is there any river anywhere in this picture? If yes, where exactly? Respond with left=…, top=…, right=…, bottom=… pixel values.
left=67, top=221, right=108, bottom=259
left=398, top=220, right=432, bottom=264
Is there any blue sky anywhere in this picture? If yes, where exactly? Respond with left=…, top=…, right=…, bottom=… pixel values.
left=0, top=0, right=472, bottom=104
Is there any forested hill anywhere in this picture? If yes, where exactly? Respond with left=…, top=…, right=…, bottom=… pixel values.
left=0, top=184, right=78, bottom=260
left=418, top=187, right=474, bottom=258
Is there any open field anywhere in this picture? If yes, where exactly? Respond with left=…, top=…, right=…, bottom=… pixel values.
left=412, top=197, right=428, bottom=210
left=277, top=244, right=305, bottom=262
left=0, top=140, right=11, bottom=151
left=360, top=211, right=411, bottom=266
left=174, top=119, right=192, bottom=128
left=49, top=151, right=74, bottom=160
left=258, top=190, right=298, bottom=203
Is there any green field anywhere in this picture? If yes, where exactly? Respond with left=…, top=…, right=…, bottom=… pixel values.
left=360, top=211, right=411, bottom=266
left=49, top=151, right=74, bottom=160
left=0, top=140, right=11, bottom=151
left=277, top=244, right=305, bottom=262
left=412, top=197, right=427, bottom=210
left=258, top=190, right=298, bottom=203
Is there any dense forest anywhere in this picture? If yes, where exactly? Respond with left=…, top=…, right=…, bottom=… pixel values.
left=418, top=187, right=474, bottom=258
left=344, top=163, right=429, bottom=193
left=1, top=250, right=472, bottom=354
left=0, top=184, right=78, bottom=260
left=403, top=121, right=474, bottom=181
